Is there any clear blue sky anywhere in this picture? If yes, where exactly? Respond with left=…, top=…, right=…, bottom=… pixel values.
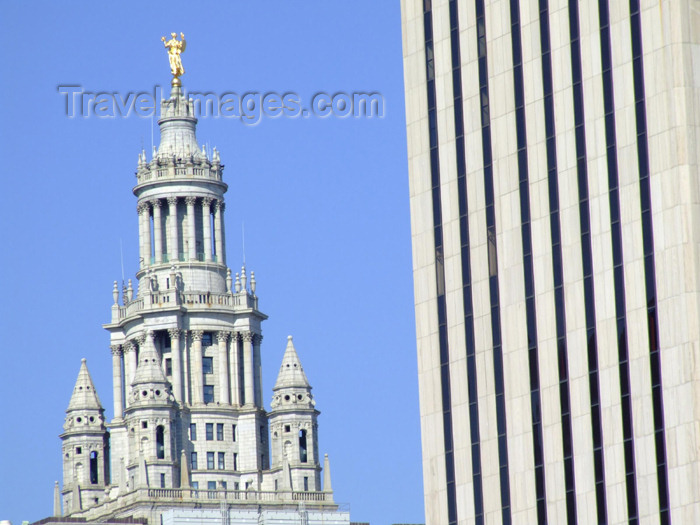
left=0, top=2, right=422, bottom=524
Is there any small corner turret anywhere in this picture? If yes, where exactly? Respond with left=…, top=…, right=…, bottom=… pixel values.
left=269, top=336, right=322, bottom=494
left=60, top=360, right=109, bottom=515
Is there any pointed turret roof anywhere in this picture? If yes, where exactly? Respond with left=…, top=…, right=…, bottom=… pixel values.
left=67, top=359, right=103, bottom=411
left=273, top=336, right=310, bottom=390
left=132, top=332, right=168, bottom=386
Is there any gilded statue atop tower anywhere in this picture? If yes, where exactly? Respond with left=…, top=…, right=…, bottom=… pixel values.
left=161, top=32, right=186, bottom=82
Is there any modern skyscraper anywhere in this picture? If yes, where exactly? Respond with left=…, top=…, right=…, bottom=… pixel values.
left=43, top=44, right=349, bottom=525
left=401, top=1, right=699, bottom=524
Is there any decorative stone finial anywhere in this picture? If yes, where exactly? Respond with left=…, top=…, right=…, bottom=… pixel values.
left=241, top=266, right=247, bottom=291
left=127, top=279, right=134, bottom=302
left=235, top=272, right=241, bottom=293
left=250, top=271, right=256, bottom=294
left=112, top=281, right=119, bottom=304
left=226, top=268, right=233, bottom=293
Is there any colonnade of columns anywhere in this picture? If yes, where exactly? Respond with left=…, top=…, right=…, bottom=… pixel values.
left=137, top=196, right=226, bottom=268
left=111, top=329, right=263, bottom=418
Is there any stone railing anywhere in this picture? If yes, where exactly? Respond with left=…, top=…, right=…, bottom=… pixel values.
left=145, top=488, right=333, bottom=503
left=112, top=291, right=258, bottom=323
left=69, top=487, right=337, bottom=521
left=136, top=163, right=223, bottom=185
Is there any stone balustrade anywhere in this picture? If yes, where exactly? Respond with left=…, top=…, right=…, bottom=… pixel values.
left=136, top=163, right=223, bottom=185
left=145, top=488, right=333, bottom=503
left=112, top=291, right=258, bottom=323
left=68, top=487, right=337, bottom=520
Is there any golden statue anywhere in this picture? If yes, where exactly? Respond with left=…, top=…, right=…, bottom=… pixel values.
left=161, top=32, right=186, bottom=81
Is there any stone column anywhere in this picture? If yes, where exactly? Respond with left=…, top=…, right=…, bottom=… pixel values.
left=167, top=197, right=179, bottom=263
left=217, top=331, right=230, bottom=404
left=214, top=201, right=225, bottom=264
left=229, top=332, right=240, bottom=406
left=152, top=199, right=163, bottom=264
left=138, top=202, right=150, bottom=268
left=111, top=345, right=124, bottom=419
left=242, top=331, right=255, bottom=406
left=124, top=340, right=137, bottom=407
left=182, top=331, right=190, bottom=405
left=253, top=334, right=263, bottom=407
left=202, top=197, right=213, bottom=263
left=168, top=328, right=183, bottom=403
left=185, top=197, right=197, bottom=261
left=190, top=330, right=204, bottom=404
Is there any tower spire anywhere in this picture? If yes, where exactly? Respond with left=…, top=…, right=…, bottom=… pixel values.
left=67, top=359, right=103, bottom=411
left=273, top=335, right=310, bottom=390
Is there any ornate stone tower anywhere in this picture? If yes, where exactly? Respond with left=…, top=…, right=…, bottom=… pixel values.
left=60, top=360, right=109, bottom=513
left=269, top=336, right=321, bottom=492
left=50, top=37, right=348, bottom=524
left=104, top=74, right=270, bottom=497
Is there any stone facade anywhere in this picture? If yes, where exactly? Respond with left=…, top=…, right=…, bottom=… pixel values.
left=47, top=76, right=348, bottom=524
left=402, top=0, right=700, bottom=524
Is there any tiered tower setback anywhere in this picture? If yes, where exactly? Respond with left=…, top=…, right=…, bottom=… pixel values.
left=53, top=52, right=348, bottom=523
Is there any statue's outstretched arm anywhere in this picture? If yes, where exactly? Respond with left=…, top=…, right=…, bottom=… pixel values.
left=181, top=33, right=186, bottom=53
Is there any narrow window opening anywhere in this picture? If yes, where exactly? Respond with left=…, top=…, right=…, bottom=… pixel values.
left=207, top=451, right=215, bottom=470
left=206, top=423, right=214, bottom=440
left=232, top=424, right=237, bottom=441
left=303, top=476, right=309, bottom=492
left=202, top=356, right=213, bottom=374
left=89, top=451, right=98, bottom=484
left=299, top=429, right=308, bottom=463
left=203, top=385, right=214, bottom=403
left=190, top=423, right=197, bottom=441
left=233, top=452, right=238, bottom=471
left=217, top=423, right=224, bottom=441
left=156, top=425, right=165, bottom=459
left=160, top=473, right=165, bottom=488
left=191, top=452, right=198, bottom=470
left=218, top=452, right=225, bottom=470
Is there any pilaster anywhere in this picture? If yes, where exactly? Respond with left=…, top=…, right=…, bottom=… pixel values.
left=111, top=345, right=124, bottom=419
left=168, top=328, right=183, bottom=403
left=152, top=199, right=163, bottom=264
left=190, top=330, right=204, bottom=404
left=242, top=331, right=255, bottom=407
left=202, top=197, right=213, bottom=263
left=217, top=330, right=230, bottom=404
left=229, top=332, right=241, bottom=406
left=167, top=196, right=179, bottom=263
left=185, top=196, right=197, bottom=261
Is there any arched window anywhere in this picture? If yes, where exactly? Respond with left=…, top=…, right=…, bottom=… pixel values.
left=156, top=425, right=165, bottom=459
left=89, top=452, right=99, bottom=484
left=299, top=429, right=308, bottom=463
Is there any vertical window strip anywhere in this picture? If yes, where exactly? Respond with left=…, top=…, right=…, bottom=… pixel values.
left=474, top=1, right=511, bottom=522
left=447, top=1, right=484, bottom=522
left=628, top=2, right=670, bottom=522
left=567, top=1, right=608, bottom=522
left=422, top=3, right=458, bottom=524
left=507, top=1, right=547, bottom=522
left=537, top=1, right=577, bottom=522
left=597, top=1, right=639, bottom=522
